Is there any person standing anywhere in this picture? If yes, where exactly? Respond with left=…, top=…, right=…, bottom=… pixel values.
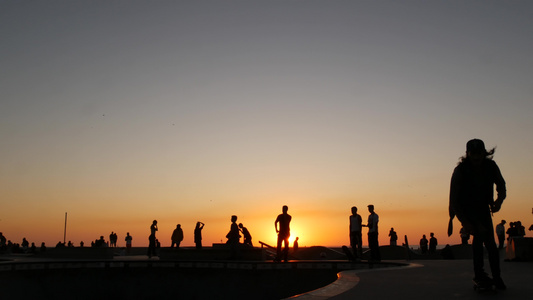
left=194, top=222, right=205, bottom=250
left=429, top=233, right=438, bottom=254
left=349, top=206, right=363, bottom=260
left=275, top=205, right=292, bottom=262
left=147, top=220, right=158, bottom=258
left=449, top=139, right=506, bottom=289
left=364, top=204, right=381, bottom=262
left=293, top=237, right=299, bottom=252
left=420, top=235, right=429, bottom=254
left=495, top=220, right=506, bottom=249
left=226, top=216, right=241, bottom=259
left=125, top=232, right=133, bottom=253
left=171, top=224, right=184, bottom=249
left=389, top=228, right=398, bottom=246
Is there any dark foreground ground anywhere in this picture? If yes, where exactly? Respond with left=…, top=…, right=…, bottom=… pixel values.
left=0, top=256, right=401, bottom=299
left=0, top=264, right=336, bottom=299
left=2, top=244, right=532, bottom=299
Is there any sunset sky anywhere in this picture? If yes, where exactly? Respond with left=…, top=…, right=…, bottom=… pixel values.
left=2, top=1, right=532, bottom=248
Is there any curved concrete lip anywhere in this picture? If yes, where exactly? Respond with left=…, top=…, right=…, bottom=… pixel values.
left=287, top=263, right=423, bottom=299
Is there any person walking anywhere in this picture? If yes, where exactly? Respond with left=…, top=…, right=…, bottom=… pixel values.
left=449, top=139, right=506, bottom=289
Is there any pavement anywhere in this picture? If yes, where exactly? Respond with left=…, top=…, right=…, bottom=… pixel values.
left=291, top=258, right=533, bottom=299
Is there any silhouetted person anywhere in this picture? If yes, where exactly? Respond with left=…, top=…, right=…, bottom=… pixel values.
left=275, top=205, right=292, bottom=262
left=460, top=227, right=470, bottom=245
left=80, top=241, right=84, bottom=247
left=389, top=228, right=398, bottom=246
left=495, top=220, right=506, bottom=249
left=21, top=238, right=29, bottom=252
left=293, top=237, right=299, bottom=252
left=239, top=223, right=253, bottom=247
left=420, top=235, right=428, bottom=254
left=109, top=232, right=117, bottom=247
left=349, top=206, right=363, bottom=260
left=0, top=232, right=6, bottom=252
left=226, top=216, right=241, bottom=259
left=449, top=139, right=506, bottom=289
left=171, top=224, right=184, bottom=249
left=194, top=222, right=205, bottom=250
left=125, top=232, right=132, bottom=252
left=364, top=204, right=381, bottom=261
left=95, top=236, right=107, bottom=247
left=429, top=233, right=438, bottom=254
left=516, top=221, right=525, bottom=237
left=40, top=242, right=46, bottom=252
left=506, top=222, right=517, bottom=240
left=148, top=220, right=158, bottom=258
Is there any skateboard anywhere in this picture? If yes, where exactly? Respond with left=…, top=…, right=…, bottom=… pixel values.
left=473, top=278, right=496, bottom=294
left=342, top=245, right=356, bottom=262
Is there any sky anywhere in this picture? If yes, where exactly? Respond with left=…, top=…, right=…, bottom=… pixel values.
left=1, top=0, right=533, bottom=248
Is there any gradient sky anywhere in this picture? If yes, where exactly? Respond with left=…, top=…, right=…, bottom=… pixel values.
left=2, top=0, right=532, bottom=248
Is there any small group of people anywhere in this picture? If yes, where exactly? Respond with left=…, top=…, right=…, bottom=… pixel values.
left=146, top=220, right=207, bottom=258
left=170, top=222, right=209, bottom=250
left=225, top=215, right=254, bottom=259
left=419, top=233, right=438, bottom=254
left=225, top=217, right=254, bottom=247
left=0, top=233, right=44, bottom=254
left=506, top=221, right=526, bottom=239
left=495, top=219, right=528, bottom=250
left=349, top=204, right=381, bottom=262
left=109, top=232, right=118, bottom=247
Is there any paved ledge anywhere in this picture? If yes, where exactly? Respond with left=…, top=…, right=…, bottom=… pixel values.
left=287, top=263, right=423, bottom=299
